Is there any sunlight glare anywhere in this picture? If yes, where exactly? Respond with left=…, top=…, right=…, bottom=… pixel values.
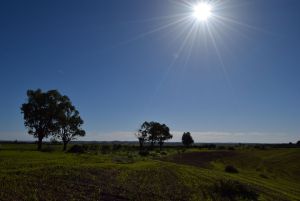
left=193, top=2, right=212, bottom=22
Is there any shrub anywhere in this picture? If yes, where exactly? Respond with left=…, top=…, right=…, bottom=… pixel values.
left=127, top=152, right=134, bottom=159
left=82, top=144, right=89, bottom=151
left=100, top=145, right=111, bottom=154
left=68, top=145, right=87, bottom=153
left=89, top=144, right=100, bottom=151
left=41, top=145, right=55, bottom=152
left=217, top=146, right=226, bottom=150
left=210, top=179, right=259, bottom=201
left=225, top=165, right=239, bottom=173
left=149, top=152, right=159, bottom=157
left=259, top=174, right=268, bottom=179
left=227, top=146, right=235, bottom=151
left=177, top=148, right=186, bottom=153
left=205, top=144, right=216, bottom=149
left=139, top=150, right=149, bottom=156
left=112, top=144, right=122, bottom=151
left=254, top=145, right=266, bottom=150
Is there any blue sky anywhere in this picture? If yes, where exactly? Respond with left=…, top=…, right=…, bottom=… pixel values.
left=0, top=0, right=299, bottom=142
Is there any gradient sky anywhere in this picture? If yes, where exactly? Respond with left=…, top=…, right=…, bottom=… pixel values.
left=0, top=0, right=299, bottom=143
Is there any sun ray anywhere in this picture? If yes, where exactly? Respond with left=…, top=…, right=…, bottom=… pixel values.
left=205, top=21, right=235, bottom=96
left=103, top=0, right=270, bottom=99
left=110, top=16, right=190, bottom=49
left=150, top=19, right=201, bottom=105
left=123, top=13, right=188, bottom=24
left=214, top=14, right=276, bottom=35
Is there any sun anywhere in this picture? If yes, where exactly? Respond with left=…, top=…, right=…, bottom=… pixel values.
left=192, top=2, right=212, bottom=22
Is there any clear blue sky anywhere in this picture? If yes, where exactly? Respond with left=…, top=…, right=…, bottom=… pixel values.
left=0, top=0, right=299, bottom=142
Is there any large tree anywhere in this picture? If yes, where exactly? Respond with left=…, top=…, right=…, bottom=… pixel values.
left=21, top=89, right=85, bottom=150
left=21, top=89, right=63, bottom=150
left=182, top=132, right=194, bottom=147
left=153, top=123, right=172, bottom=151
left=139, top=121, right=172, bottom=150
left=55, top=96, right=85, bottom=151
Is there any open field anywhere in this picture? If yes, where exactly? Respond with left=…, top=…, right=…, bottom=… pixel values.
left=0, top=144, right=299, bottom=201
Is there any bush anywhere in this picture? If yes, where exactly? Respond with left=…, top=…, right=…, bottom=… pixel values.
left=177, top=148, right=186, bottom=154
left=112, top=144, right=122, bottom=151
left=82, top=144, right=89, bottom=151
left=68, top=145, right=87, bottom=153
left=210, top=179, right=259, bottom=201
left=89, top=144, right=100, bottom=151
left=259, top=174, right=268, bottom=179
left=227, top=146, right=235, bottom=151
left=41, top=145, right=55, bottom=152
left=139, top=150, right=149, bottom=156
left=254, top=145, right=266, bottom=150
left=225, top=165, right=239, bottom=173
left=204, top=144, right=216, bottom=149
left=217, top=146, right=226, bottom=150
left=149, top=152, right=159, bottom=157
left=100, top=145, right=111, bottom=154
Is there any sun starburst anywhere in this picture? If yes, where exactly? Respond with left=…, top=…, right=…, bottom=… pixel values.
left=192, top=2, right=212, bottom=22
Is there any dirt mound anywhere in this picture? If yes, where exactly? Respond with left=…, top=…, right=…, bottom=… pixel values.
left=164, top=151, right=238, bottom=168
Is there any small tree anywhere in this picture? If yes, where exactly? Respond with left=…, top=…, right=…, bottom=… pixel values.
left=182, top=132, right=194, bottom=147
left=139, top=121, right=155, bottom=147
left=21, top=89, right=62, bottom=150
left=55, top=95, right=85, bottom=151
left=135, top=129, right=147, bottom=151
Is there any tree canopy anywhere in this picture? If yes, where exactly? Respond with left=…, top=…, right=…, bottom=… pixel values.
left=138, top=121, right=172, bottom=150
left=182, top=132, right=194, bottom=147
left=21, top=89, right=85, bottom=150
left=54, top=95, right=85, bottom=151
left=135, top=127, right=147, bottom=151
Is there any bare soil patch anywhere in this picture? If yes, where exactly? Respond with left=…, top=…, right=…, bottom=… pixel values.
left=163, top=151, right=238, bottom=168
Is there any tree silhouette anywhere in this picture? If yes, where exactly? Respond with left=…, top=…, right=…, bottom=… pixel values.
left=21, top=89, right=62, bottom=150
left=55, top=95, right=85, bottom=151
left=182, top=132, right=194, bottom=147
left=135, top=128, right=147, bottom=151
left=155, top=123, right=172, bottom=151
left=139, top=121, right=172, bottom=150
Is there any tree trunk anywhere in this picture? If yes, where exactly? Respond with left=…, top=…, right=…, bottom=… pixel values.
left=150, top=140, right=154, bottom=150
left=138, top=138, right=143, bottom=151
left=63, top=141, right=68, bottom=151
left=139, top=142, right=143, bottom=151
left=37, top=136, right=43, bottom=151
left=159, top=140, right=163, bottom=151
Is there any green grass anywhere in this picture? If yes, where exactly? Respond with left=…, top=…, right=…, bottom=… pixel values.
left=0, top=144, right=299, bottom=201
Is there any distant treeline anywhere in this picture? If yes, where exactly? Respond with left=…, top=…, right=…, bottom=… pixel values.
left=1, top=140, right=299, bottom=149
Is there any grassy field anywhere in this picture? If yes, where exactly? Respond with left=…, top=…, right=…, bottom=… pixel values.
left=0, top=143, right=299, bottom=201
